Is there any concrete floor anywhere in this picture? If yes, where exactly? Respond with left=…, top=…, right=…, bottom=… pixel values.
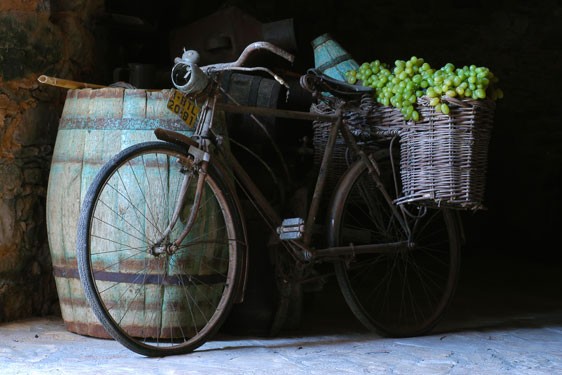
left=1, top=253, right=561, bottom=374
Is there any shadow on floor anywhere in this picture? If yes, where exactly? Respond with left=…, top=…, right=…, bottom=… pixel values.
left=282, top=251, right=562, bottom=338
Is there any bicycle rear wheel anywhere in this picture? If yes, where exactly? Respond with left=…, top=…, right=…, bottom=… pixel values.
left=328, top=153, right=461, bottom=337
left=76, top=141, right=245, bottom=356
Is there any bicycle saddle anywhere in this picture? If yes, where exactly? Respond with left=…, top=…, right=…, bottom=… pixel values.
left=300, top=68, right=373, bottom=98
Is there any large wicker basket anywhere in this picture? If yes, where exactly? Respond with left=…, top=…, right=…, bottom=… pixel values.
left=311, top=95, right=495, bottom=210
left=394, top=96, right=495, bottom=210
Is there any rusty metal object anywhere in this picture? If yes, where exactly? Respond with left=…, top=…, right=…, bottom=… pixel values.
left=37, top=75, right=107, bottom=89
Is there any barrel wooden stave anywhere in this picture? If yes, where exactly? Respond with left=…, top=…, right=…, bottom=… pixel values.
left=47, top=88, right=192, bottom=337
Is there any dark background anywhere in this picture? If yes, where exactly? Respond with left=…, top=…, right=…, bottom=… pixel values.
left=1, top=0, right=560, bottom=325
left=96, top=0, right=562, bottom=260
left=91, top=0, right=562, bottom=336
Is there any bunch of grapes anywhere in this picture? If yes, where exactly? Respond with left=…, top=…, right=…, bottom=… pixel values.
left=345, top=57, right=503, bottom=121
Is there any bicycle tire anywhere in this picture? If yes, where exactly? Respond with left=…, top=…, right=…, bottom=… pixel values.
left=76, top=141, right=245, bottom=356
left=328, top=152, right=461, bottom=337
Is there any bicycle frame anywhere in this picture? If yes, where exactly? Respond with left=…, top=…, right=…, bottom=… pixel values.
left=158, top=79, right=413, bottom=264
left=75, top=42, right=463, bottom=355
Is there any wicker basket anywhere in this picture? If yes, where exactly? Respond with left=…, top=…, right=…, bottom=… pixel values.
left=394, top=96, right=496, bottom=210
left=311, top=95, right=400, bottom=198
left=311, top=95, right=495, bottom=210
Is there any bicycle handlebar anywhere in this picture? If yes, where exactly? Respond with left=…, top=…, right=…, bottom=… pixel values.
left=171, top=41, right=295, bottom=94
left=201, top=41, right=295, bottom=70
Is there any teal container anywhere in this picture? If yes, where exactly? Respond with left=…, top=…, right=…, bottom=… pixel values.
left=46, top=88, right=194, bottom=338
left=311, top=33, right=359, bottom=82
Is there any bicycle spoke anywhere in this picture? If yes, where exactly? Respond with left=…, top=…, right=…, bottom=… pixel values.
left=332, top=156, right=460, bottom=337
left=77, top=142, right=243, bottom=356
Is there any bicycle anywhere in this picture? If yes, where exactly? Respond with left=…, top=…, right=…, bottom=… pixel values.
left=76, top=41, right=461, bottom=357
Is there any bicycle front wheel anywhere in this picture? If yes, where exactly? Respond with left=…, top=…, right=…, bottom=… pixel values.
left=76, top=141, right=245, bottom=356
left=329, top=155, right=461, bottom=337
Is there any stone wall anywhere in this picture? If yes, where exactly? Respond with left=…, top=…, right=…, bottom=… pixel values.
left=0, top=0, right=103, bottom=322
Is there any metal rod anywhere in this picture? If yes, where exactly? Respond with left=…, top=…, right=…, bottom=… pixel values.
left=302, top=108, right=343, bottom=247
left=215, top=102, right=338, bottom=122
left=228, top=149, right=282, bottom=228
left=314, top=241, right=410, bottom=258
left=37, top=75, right=107, bottom=89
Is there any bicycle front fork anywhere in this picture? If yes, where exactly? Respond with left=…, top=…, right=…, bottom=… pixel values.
left=150, top=152, right=210, bottom=256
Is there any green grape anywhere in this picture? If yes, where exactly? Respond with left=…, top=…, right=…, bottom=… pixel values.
left=354, top=55, right=501, bottom=123
left=475, top=88, right=487, bottom=99
left=444, top=63, right=455, bottom=73
left=453, top=76, right=463, bottom=86
left=359, top=62, right=370, bottom=72
left=429, top=97, right=440, bottom=106
left=402, top=105, right=413, bottom=118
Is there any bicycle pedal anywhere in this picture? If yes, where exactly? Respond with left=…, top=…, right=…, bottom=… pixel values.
left=276, top=218, right=304, bottom=240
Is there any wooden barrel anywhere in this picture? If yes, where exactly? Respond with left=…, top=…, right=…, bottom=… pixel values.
left=220, top=72, right=282, bottom=143
left=46, top=88, right=193, bottom=338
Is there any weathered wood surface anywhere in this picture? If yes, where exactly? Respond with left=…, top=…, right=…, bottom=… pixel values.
left=46, top=88, right=192, bottom=337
